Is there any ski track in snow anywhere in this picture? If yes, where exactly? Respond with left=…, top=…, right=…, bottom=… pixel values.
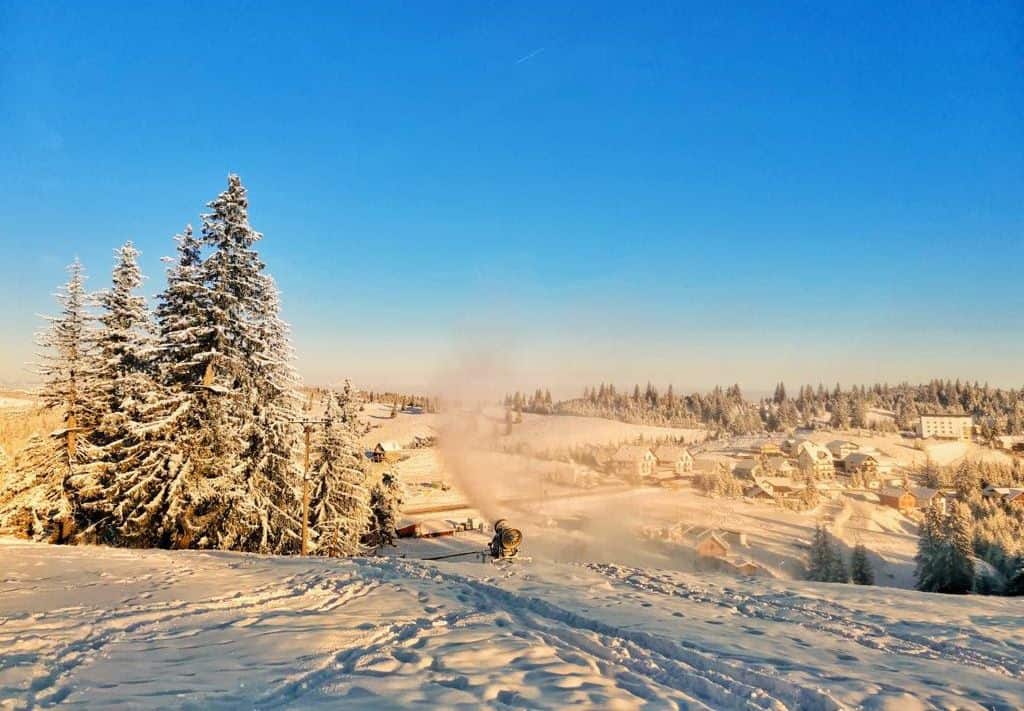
left=4, top=569, right=379, bottom=709
left=353, top=558, right=839, bottom=711
left=586, top=562, right=1024, bottom=682
left=2, top=542, right=1023, bottom=710
left=249, top=563, right=790, bottom=710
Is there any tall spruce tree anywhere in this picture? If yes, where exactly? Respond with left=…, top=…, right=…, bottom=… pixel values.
left=850, top=542, right=875, bottom=585
left=115, top=225, right=226, bottom=548
left=90, top=242, right=155, bottom=424
left=943, top=501, right=976, bottom=594
left=828, top=543, right=849, bottom=583
left=807, top=523, right=848, bottom=583
left=0, top=262, right=97, bottom=541
left=367, top=470, right=404, bottom=551
left=139, top=177, right=301, bottom=553
left=915, top=502, right=947, bottom=592
left=1007, top=558, right=1024, bottom=596
left=232, top=273, right=303, bottom=552
left=807, top=523, right=834, bottom=581
left=154, top=226, right=210, bottom=386
left=162, top=174, right=302, bottom=553
left=75, top=243, right=158, bottom=540
left=308, top=384, right=371, bottom=556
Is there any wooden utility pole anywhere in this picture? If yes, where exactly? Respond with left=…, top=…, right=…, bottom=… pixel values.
left=291, top=417, right=329, bottom=556
left=301, top=423, right=312, bottom=555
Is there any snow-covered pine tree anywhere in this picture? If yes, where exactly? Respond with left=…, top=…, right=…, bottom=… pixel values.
left=827, top=542, right=849, bottom=583
left=37, top=260, right=101, bottom=429
left=850, top=542, right=875, bottom=585
left=806, top=523, right=848, bottom=583
left=0, top=262, right=98, bottom=542
left=0, top=434, right=73, bottom=540
left=74, top=242, right=158, bottom=541
left=830, top=397, right=850, bottom=429
left=228, top=273, right=302, bottom=553
left=164, top=175, right=301, bottom=553
left=308, top=384, right=371, bottom=557
left=367, top=470, right=404, bottom=551
left=109, top=224, right=229, bottom=548
left=807, top=523, right=834, bottom=582
left=90, top=242, right=155, bottom=421
left=942, top=501, right=975, bottom=594
left=154, top=226, right=210, bottom=385
left=915, top=501, right=946, bottom=592
left=1007, top=558, right=1024, bottom=596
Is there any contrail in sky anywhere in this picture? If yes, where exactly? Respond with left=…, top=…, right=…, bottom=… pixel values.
left=515, top=48, right=544, bottom=64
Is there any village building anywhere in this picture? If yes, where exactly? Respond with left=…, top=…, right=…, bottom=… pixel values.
left=879, top=486, right=945, bottom=514
left=610, top=445, right=656, bottom=480
left=877, top=474, right=906, bottom=489
left=796, top=443, right=834, bottom=478
left=791, top=439, right=817, bottom=459
left=912, top=486, right=946, bottom=514
left=372, top=441, right=403, bottom=463
left=865, top=407, right=896, bottom=428
left=843, top=452, right=878, bottom=478
left=982, top=484, right=1013, bottom=499
left=825, top=440, right=859, bottom=462
left=765, top=456, right=795, bottom=477
left=695, top=531, right=731, bottom=559
left=763, top=477, right=800, bottom=495
left=653, top=445, right=694, bottom=475
left=874, top=455, right=897, bottom=477
left=744, top=481, right=775, bottom=500
left=918, top=414, right=973, bottom=440
left=983, top=486, right=1024, bottom=508
left=994, top=435, right=1024, bottom=452
left=732, top=459, right=765, bottom=481
left=758, top=441, right=782, bottom=457
left=878, top=487, right=917, bottom=514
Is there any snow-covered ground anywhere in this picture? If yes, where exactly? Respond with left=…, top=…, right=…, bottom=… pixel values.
left=359, top=403, right=706, bottom=452
left=2, top=538, right=1022, bottom=710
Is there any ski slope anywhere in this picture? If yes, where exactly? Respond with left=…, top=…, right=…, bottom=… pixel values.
left=1, top=539, right=1022, bottom=710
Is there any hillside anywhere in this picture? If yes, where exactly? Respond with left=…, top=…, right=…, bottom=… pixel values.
left=358, top=403, right=706, bottom=451
left=2, top=539, right=1022, bottom=710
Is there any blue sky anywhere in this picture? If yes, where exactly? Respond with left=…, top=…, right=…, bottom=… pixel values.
left=1, top=1, right=1022, bottom=394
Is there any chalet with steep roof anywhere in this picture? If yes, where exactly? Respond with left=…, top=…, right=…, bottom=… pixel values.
left=611, top=445, right=656, bottom=480
left=695, top=531, right=731, bottom=559
left=797, top=443, right=834, bottom=478
left=826, top=440, right=859, bottom=461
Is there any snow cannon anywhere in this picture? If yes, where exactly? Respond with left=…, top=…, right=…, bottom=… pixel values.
left=489, top=519, right=523, bottom=559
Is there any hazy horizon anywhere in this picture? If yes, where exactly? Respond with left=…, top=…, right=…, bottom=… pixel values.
left=2, top=3, right=1021, bottom=393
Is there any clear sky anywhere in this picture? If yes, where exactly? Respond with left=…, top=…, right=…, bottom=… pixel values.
left=1, top=1, right=1022, bottom=396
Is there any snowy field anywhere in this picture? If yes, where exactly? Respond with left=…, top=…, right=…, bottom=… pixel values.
left=358, top=404, right=706, bottom=452
left=0, top=395, right=36, bottom=413
left=2, top=539, right=1023, bottom=710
